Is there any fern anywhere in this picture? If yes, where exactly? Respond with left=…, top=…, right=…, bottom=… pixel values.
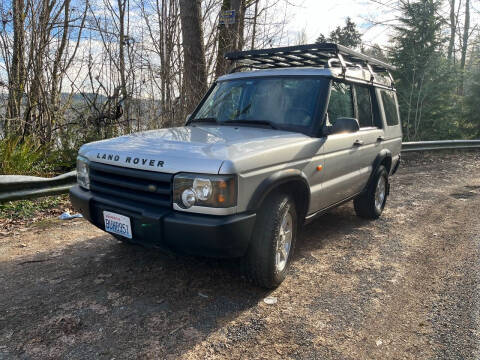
left=0, top=136, right=46, bottom=175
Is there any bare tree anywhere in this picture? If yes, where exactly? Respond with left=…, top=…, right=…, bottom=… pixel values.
left=460, top=0, right=470, bottom=70
left=448, top=0, right=456, bottom=60
left=0, top=0, right=304, bottom=153
left=215, top=0, right=243, bottom=77
left=458, top=0, right=471, bottom=95
left=0, top=0, right=88, bottom=141
left=6, top=0, right=26, bottom=132
left=179, top=0, right=208, bottom=114
left=141, top=0, right=182, bottom=127
left=250, top=0, right=259, bottom=49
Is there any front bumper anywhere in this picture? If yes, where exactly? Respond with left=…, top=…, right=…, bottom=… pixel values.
left=69, top=185, right=256, bottom=257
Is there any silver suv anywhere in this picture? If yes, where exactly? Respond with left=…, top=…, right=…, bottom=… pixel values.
left=70, top=43, right=402, bottom=288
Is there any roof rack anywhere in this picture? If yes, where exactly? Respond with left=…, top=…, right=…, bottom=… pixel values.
left=224, top=43, right=395, bottom=85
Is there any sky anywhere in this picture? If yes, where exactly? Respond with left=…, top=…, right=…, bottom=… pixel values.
left=285, top=0, right=480, bottom=47
left=284, top=0, right=399, bottom=46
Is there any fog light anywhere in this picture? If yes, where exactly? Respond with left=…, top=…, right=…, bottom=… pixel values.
left=181, top=188, right=196, bottom=208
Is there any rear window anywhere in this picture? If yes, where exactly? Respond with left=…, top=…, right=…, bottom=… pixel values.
left=355, top=85, right=374, bottom=128
left=380, top=90, right=399, bottom=126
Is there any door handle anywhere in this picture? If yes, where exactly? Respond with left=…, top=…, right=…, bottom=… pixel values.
left=377, top=136, right=385, bottom=142
left=353, top=139, right=364, bottom=146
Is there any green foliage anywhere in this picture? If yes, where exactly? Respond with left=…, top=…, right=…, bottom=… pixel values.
left=0, top=136, right=48, bottom=175
left=0, top=195, right=68, bottom=220
left=390, top=0, right=460, bottom=140
left=0, top=100, right=131, bottom=176
left=462, top=65, right=480, bottom=138
left=316, top=17, right=362, bottom=49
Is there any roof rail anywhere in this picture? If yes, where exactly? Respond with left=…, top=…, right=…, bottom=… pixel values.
left=225, top=43, right=395, bottom=81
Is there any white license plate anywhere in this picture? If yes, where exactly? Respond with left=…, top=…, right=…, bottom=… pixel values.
left=103, top=211, right=132, bottom=239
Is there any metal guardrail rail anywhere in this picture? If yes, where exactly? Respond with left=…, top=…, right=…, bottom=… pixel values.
left=0, top=140, right=479, bottom=203
left=0, top=171, right=76, bottom=203
left=401, top=139, right=480, bottom=152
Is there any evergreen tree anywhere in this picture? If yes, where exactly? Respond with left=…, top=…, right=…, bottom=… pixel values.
left=463, top=73, right=480, bottom=137
left=316, top=17, right=362, bottom=49
left=462, top=44, right=480, bottom=139
left=390, top=0, right=459, bottom=140
left=361, top=44, right=388, bottom=62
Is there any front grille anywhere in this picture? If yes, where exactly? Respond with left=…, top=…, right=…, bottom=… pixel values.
left=89, top=162, right=172, bottom=208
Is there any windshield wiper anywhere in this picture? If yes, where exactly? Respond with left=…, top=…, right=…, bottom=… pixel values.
left=189, top=117, right=218, bottom=125
left=221, top=119, right=278, bottom=130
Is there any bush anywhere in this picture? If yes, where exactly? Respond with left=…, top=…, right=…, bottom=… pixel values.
left=0, top=136, right=48, bottom=175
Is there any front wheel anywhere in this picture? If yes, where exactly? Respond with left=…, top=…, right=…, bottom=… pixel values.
left=354, top=165, right=389, bottom=219
left=241, top=193, right=297, bottom=289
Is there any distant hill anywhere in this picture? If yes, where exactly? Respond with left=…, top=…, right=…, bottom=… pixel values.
left=62, top=93, right=108, bottom=105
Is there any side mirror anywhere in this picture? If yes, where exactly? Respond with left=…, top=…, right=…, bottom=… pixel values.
left=185, top=113, right=192, bottom=124
left=330, top=117, right=359, bottom=134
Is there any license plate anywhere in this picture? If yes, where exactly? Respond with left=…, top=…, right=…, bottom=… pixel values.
left=103, top=211, right=132, bottom=239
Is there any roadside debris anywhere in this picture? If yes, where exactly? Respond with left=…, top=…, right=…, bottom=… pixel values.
left=58, top=212, right=83, bottom=220
left=263, top=296, right=277, bottom=305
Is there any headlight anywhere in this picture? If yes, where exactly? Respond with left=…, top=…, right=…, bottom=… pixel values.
left=173, top=174, right=236, bottom=211
left=76, top=156, right=90, bottom=190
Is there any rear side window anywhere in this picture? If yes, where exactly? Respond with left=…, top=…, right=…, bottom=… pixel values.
left=355, top=85, right=374, bottom=128
left=380, top=90, right=399, bottom=126
left=327, top=82, right=354, bottom=125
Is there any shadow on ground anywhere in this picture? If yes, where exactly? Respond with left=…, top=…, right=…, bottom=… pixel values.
left=0, top=203, right=370, bottom=359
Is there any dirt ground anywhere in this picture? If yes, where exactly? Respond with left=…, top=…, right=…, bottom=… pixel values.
left=1, top=151, right=479, bottom=360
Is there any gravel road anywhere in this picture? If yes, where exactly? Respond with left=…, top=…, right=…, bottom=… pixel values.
left=0, top=152, right=479, bottom=359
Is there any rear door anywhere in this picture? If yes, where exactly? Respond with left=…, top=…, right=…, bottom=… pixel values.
left=378, top=88, right=402, bottom=169
left=351, top=84, right=386, bottom=187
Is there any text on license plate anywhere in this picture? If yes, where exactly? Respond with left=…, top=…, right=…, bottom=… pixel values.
left=103, top=211, right=132, bottom=239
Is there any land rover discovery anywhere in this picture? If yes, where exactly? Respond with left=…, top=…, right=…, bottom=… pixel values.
left=70, top=43, right=402, bottom=288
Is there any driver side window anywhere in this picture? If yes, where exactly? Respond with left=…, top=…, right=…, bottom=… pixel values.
left=327, top=82, right=354, bottom=125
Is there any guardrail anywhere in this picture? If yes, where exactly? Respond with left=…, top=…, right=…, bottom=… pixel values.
left=401, top=139, right=480, bottom=152
left=1, top=140, right=479, bottom=203
left=0, top=171, right=76, bottom=203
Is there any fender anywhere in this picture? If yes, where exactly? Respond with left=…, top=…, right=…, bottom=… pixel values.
left=247, top=169, right=311, bottom=212
left=365, top=150, right=392, bottom=192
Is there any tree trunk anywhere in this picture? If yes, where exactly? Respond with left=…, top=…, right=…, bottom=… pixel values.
left=447, top=0, right=455, bottom=61
left=238, top=1, right=247, bottom=51
left=251, top=0, right=259, bottom=50
left=117, top=0, right=130, bottom=130
left=26, top=0, right=50, bottom=140
left=179, top=0, right=208, bottom=115
left=48, top=0, right=70, bottom=144
left=215, top=0, right=243, bottom=78
left=7, top=0, right=26, bottom=135
left=459, top=0, right=470, bottom=95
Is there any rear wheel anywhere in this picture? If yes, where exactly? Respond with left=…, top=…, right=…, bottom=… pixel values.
left=354, top=165, right=389, bottom=219
left=241, top=193, right=297, bottom=289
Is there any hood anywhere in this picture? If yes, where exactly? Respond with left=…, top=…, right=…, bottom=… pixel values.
left=79, top=125, right=317, bottom=174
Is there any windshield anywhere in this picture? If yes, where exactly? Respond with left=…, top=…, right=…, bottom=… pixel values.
left=193, top=77, right=328, bottom=131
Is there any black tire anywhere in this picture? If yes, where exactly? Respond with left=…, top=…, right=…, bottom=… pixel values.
left=241, top=193, right=297, bottom=289
left=354, top=165, right=389, bottom=219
